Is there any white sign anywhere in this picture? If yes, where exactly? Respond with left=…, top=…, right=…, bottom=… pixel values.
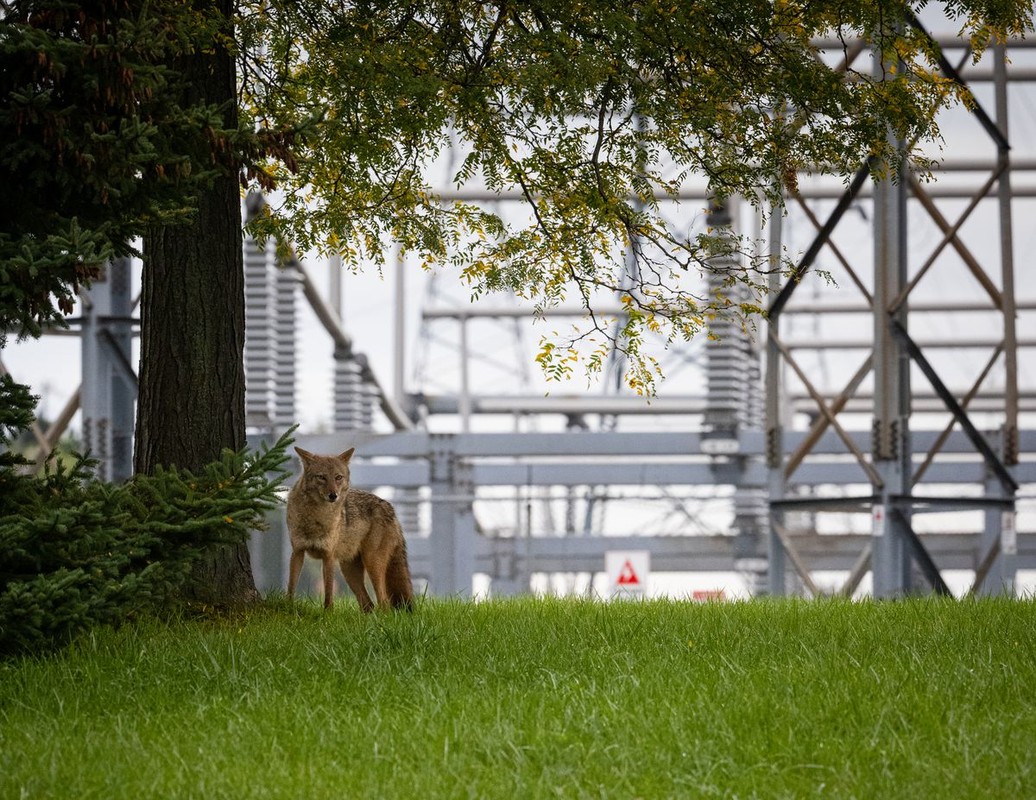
left=606, top=550, right=650, bottom=599
left=872, top=504, right=886, bottom=539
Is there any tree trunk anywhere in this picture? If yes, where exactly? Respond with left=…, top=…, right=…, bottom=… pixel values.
left=135, top=0, right=258, bottom=606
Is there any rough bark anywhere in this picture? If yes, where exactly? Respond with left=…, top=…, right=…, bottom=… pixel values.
left=135, top=0, right=258, bottom=606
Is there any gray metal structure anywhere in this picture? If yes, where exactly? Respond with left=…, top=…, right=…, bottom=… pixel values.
left=762, top=32, right=1024, bottom=598
left=4, top=22, right=1034, bottom=600
left=266, top=429, right=1036, bottom=599
left=79, top=257, right=136, bottom=482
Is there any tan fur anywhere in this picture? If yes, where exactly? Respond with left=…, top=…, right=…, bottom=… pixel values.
left=286, top=446, right=414, bottom=611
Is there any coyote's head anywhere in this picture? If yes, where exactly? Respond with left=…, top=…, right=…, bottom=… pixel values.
left=294, top=447, right=355, bottom=503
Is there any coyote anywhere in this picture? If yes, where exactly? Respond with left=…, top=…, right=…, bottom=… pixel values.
left=286, top=446, right=414, bottom=611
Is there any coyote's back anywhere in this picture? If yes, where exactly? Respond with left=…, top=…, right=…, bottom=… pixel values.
left=286, top=446, right=413, bottom=611
left=340, top=488, right=414, bottom=611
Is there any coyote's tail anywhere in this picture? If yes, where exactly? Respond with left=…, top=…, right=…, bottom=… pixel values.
left=387, top=540, right=414, bottom=611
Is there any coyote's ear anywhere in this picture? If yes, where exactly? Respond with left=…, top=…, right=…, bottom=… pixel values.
left=338, top=447, right=355, bottom=463
left=295, top=447, right=315, bottom=462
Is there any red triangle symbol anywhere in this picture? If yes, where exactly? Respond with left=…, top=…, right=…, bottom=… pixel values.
left=617, top=560, right=640, bottom=586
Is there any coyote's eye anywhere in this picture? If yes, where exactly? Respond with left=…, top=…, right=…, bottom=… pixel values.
left=335, top=474, right=344, bottom=481
left=314, top=474, right=326, bottom=482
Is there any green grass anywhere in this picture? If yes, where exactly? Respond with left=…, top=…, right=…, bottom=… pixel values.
left=1, top=597, right=1034, bottom=799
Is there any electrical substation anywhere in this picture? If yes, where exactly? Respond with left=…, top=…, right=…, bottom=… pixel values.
left=5, top=20, right=1036, bottom=600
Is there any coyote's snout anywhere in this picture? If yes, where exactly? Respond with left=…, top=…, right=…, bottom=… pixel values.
left=286, top=446, right=414, bottom=611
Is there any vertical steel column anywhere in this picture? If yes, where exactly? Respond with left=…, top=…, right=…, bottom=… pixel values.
left=81, top=257, right=135, bottom=482
left=394, top=246, right=407, bottom=408
left=427, top=434, right=475, bottom=597
left=107, top=257, right=134, bottom=482
left=765, top=205, right=787, bottom=596
left=487, top=531, right=525, bottom=598
left=979, top=469, right=1010, bottom=595
left=458, top=315, right=472, bottom=433
left=80, top=273, right=108, bottom=477
left=871, top=144, right=912, bottom=598
left=989, top=40, right=1018, bottom=593
left=994, top=43, right=1017, bottom=463
left=389, top=248, right=423, bottom=540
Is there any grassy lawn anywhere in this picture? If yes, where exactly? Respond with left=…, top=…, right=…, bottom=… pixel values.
left=1, top=596, right=1034, bottom=799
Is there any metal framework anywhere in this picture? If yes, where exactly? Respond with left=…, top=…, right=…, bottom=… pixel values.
left=3, top=23, right=1034, bottom=600
left=764, top=35, right=1024, bottom=598
left=265, top=429, right=1036, bottom=598
left=79, top=256, right=136, bottom=482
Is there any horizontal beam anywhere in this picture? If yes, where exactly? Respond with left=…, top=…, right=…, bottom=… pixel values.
left=425, top=183, right=1036, bottom=205
left=346, top=459, right=1034, bottom=489
left=791, top=396, right=1036, bottom=415
left=770, top=495, right=878, bottom=512
left=423, top=465, right=1026, bottom=488
left=779, top=336, right=1036, bottom=350
left=410, top=393, right=1036, bottom=418
left=422, top=298, right=1036, bottom=319
left=811, top=35, right=1036, bottom=50
left=292, top=428, right=1036, bottom=460
left=401, top=531, right=1036, bottom=575
left=283, top=430, right=1036, bottom=489
left=418, top=394, right=707, bottom=416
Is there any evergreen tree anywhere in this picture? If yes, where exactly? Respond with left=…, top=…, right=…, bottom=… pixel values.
left=0, top=411, right=292, bottom=657
left=0, top=0, right=241, bottom=343
left=2, top=1, right=286, bottom=605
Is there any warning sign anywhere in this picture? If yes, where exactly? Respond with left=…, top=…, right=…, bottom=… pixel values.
left=617, top=560, right=641, bottom=586
left=606, top=551, right=649, bottom=599
left=872, top=504, right=886, bottom=539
